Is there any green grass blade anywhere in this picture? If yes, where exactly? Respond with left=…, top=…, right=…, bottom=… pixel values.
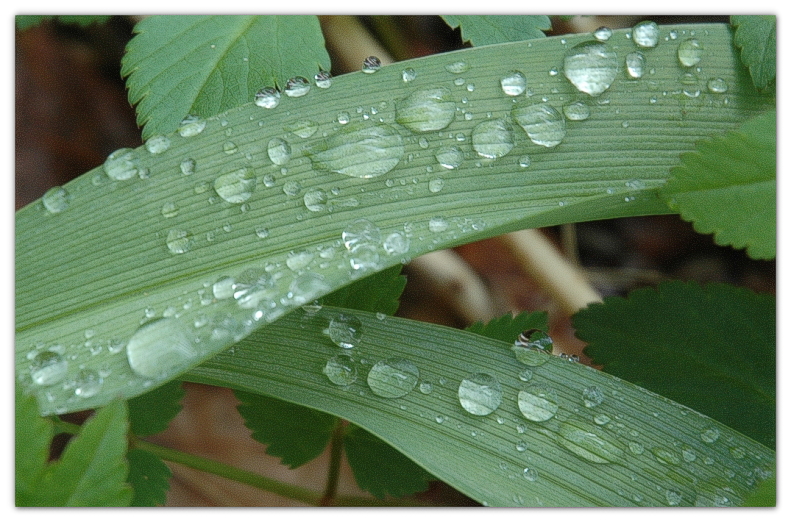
left=16, top=24, right=773, bottom=416
left=185, top=306, right=775, bottom=506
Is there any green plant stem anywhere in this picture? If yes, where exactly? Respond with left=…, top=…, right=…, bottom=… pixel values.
left=319, top=418, right=346, bottom=506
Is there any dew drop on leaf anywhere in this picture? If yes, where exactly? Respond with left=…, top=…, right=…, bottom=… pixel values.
left=563, top=101, right=590, bottom=121
left=500, top=70, right=527, bottom=96
left=517, top=385, right=558, bottom=422
left=362, top=56, right=382, bottom=74
left=632, top=21, right=660, bottom=48
left=395, top=87, right=456, bottom=133
left=314, top=70, right=333, bottom=89
left=267, top=138, right=292, bottom=166
left=582, top=385, right=605, bottom=408
left=104, top=148, right=141, bottom=181
left=145, top=135, right=171, bottom=154
left=625, top=51, right=646, bottom=79
left=254, top=87, right=281, bottom=108
left=327, top=313, right=363, bottom=349
left=42, top=186, right=71, bottom=214
left=284, top=76, right=311, bottom=97
left=401, top=67, right=417, bottom=82
left=445, top=60, right=469, bottom=74
left=471, top=118, right=515, bottom=159
left=511, top=102, right=566, bottom=148
left=180, top=158, right=196, bottom=175
left=707, top=77, right=728, bottom=93
left=382, top=231, right=410, bottom=255
left=213, top=167, right=257, bottom=203
left=435, top=145, right=464, bottom=169
left=323, top=353, right=357, bottom=385
left=428, top=216, right=448, bottom=233
left=29, top=348, right=68, bottom=386
left=677, top=38, right=704, bottom=67
left=178, top=115, right=207, bottom=137
left=126, top=318, right=196, bottom=379
left=161, top=201, right=179, bottom=218
left=458, top=372, right=503, bottom=416
left=367, top=358, right=419, bottom=398
left=307, top=123, right=405, bottom=178
left=593, top=26, right=613, bottom=41
left=303, top=188, right=328, bottom=212
left=286, top=119, right=319, bottom=138
left=166, top=229, right=193, bottom=254
left=556, top=420, right=625, bottom=464
left=73, top=369, right=102, bottom=398
left=563, top=41, right=618, bottom=96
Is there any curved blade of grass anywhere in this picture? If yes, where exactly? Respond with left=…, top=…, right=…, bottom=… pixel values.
left=185, top=306, right=775, bottom=507
left=16, top=24, right=773, bottom=415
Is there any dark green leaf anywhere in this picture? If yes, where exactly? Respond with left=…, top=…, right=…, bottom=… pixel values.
left=466, top=310, right=548, bottom=344
left=16, top=15, right=111, bottom=30
left=321, top=264, right=406, bottom=315
left=128, top=380, right=185, bottom=437
left=344, top=424, right=433, bottom=499
left=740, top=474, right=775, bottom=506
left=121, top=15, right=331, bottom=139
left=660, top=109, right=776, bottom=260
left=235, top=391, right=337, bottom=468
left=575, top=281, right=775, bottom=448
left=15, top=387, right=53, bottom=506
left=126, top=449, right=172, bottom=506
left=441, top=15, right=551, bottom=45
left=731, top=16, right=776, bottom=90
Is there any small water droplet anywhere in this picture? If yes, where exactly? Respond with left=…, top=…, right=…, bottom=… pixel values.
left=471, top=118, right=515, bottom=159
left=435, top=414, right=445, bottom=424
left=178, top=115, right=207, bottom=137
left=267, top=137, right=292, bottom=166
left=632, top=21, right=659, bottom=48
left=700, top=427, right=720, bottom=443
left=223, top=141, right=238, bottom=155
left=286, top=250, right=315, bottom=271
left=161, top=201, right=179, bottom=218
left=677, top=38, right=704, bottom=67
left=562, top=101, right=591, bottom=121
left=362, top=56, right=381, bottom=74
left=518, top=155, right=532, bottom=169
left=435, top=145, right=464, bottom=169
left=255, top=87, right=281, bottom=108
left=652, top=446, right=681, bottom=465
left=419, top=382, right=433, bottom=394
left=428, top=178, right=446, bottom=193
left=458, top=373, right=503, bottom=416
left=233, top=268, right=275, bottom=310
left=367, top=358, right=419, bottom=398
left=328, top=313, right=363, bottom=348
left=214, top=167, right=257, bottom=203
left=402, top=67, right=417, bottom=82
left=284, top=76, right=311, bottom=97
left=428, top=216, right=448, bottom=233
left=396, top=87, right=456, bottom=133
left=556, top=420, right=625, bottom=463
left=665, top=489, right=683, bottom=506
left=563, top=41, right=619, bottom=96
left=627, top=441, right=645, bottom=455
left=342, top=218, right=381, bottom=252
left=145, top=135, right=171, bottom=154
left=288, top=272, right=331, bottom=305
left=285, top=119, right=319, bottom=139
left=548, top=67, right=559, bottom=77
left=127, top=318, right=196, bottom=378
left=180, top=158, right=196, bottom=176
left=166, top=229, right=193, bottom=254
left=707, top=77, right=728, bottom=93
left=42, top=186, right=71, bottom=214
left=337, top=111, right=351, bottom=124
left=517, top=385, right=558, bottom=422
left=303, top=188, right=328, bottom=212
left=314, top=70, right=333, bottom=88
left=500, top=70, right=527, bottom=96
left=522, top=467, right=539, bottom=481
left=104, top=148, right=141, bottom=181
left=582, top=385, right=604, bottom=408
left=307, top=122, right=405, bottom=178
left=512, top=102, right=566, bottom=147
left=29, top=349, right=68, bottom=386
left=593, top=26, right=613, bottom=41
left=625, top=51, right=646, bottom=79
left=74, top=369, right=101, bottom=398
left=593, top=413, right=611, bottom=425
left=382, top=231, right=410, bottom=255
left=445, top=60, right=469, bottom=74
left=323, top=353, right=358, bottom=385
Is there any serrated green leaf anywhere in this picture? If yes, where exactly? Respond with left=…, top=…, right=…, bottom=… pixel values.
left=731, top=15, right=776, bottom=90
left=441, top=15, right=551, bottom=46
left=128, top=380, right=185, bottom=437
left=187, top=306, right=774, bottom=506
left=575, top=281, right=775, bottom=448
left=321, top=264, right=406, bottom=315
left=16, top=15, right=112, bottom=30
left=121, top=15, right=331, bottom=139
left=27, top=402, right=133, bottom=506
left=344, top=424, right=433, bottom=499
left=660, top=109, right=775, bottom=260
left=466, top=310, right=548, bottom=343
left=15, top=387, right=53, bottom=505
left=235, top=391, right=337, bottom=468
left=126, top=448, right=172, bottom=506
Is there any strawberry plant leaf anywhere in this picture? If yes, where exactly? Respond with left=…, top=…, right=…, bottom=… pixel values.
left=731, top=16, right=776, bottom=90
left=235, top=391, right=337, bottom=468
left=344, top=424, right=433, bottom=499
left=321, top=264, right=406, bottom=316
left=441, top=15, right=551, bottom=46
left=121, top=15, right=331, bottom=139
left=15, top=387, right=53, bottom=505
left=128, top=380, right=185, bottom=437
left=575, top=281, right=775, bottom=448
left=126, top=448, right=172, bottom=506
left=659, top=109, right=775, bottom=260
left=16, top=15, right=112, bottom=30
left=466, top=310, right=548, bottom=343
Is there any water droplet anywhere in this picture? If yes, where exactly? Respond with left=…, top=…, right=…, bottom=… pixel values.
left=104, top=148, right=141, bottom=181
left=445, top=60, right=469, bottom=74
left=700, top=427, right=720, bottom=443
left=267, top=137, right=292, bottom=166
left=362, top=56, right=381, bottom=74
left=323, top=353, right=357, bottom=385
left=383, top=231, right=410, bottom=255
left=180, top=158, right=196, bottom=176
left=593, top=413, right=611, bottom=425
left=627, top=441, right=645, bottom=455
left=307, top=122, right=404, bottom=178
left=284, top=76, right=311, bottom=97
left=283, top=180, right=302, bottom=196
left=42, top=186, right=71, bottom=214
left=677, top=38, right=704, bottom=67
left=562, top=101, right=591, bottom=121
left=428, top=178, right=446, bottom=194
left=582, top=385, right=604, bottom=408
left=518, top=155, right=532, bottom=169
left=178, top=115, right=207, bottom=137
left=593, top=26, right=612, bottom=41
left=367, top=358, right=419, bottom=398
left=262, top=174, right=276, bottom=187
left=548, top=67, right=559, bottom=77
left=632, top=21, right=659, bottom=48
left=314, top=70, right=333, bottom=88
left=286, top=250, right=314, bottom=271
left=342, top=218, right=381, bottom=253
left=303, top=188, right=328, bottom=212
left=419, top=382, right=433, bottom=394
left=625, top=51, right=646, bottom=79
left=428, top=216, right=448, bottom=233
left=707, top=77, right=728, bottom=93
left=161, top=201, right=179, bottom=218
left=522, top=467, right=539, bottom=481
left=74, top=369, right=101, bottom=398
left=127, top=318, right=196, bottom=378
left=435, top=414, right=445, bottom=424
left=166, top=229, right=193, bottom=254
left=223, top=141, right=238, bottom=154
left=288, top=272, right=331, bottom=305
left=395, top=87, right=456, bottom=133
left=512, top=329, right=553, bottom=366
left=286, top=120, right=319, bottom=139
left=517, top=385, right=558, bottom=422
left=665, top=489, right=683, bottom=506
left=512, top=102, right=566, bottom=147
left=337, top=111, right=351, bottom=124
left=255, top=87, right=281, bottom=108
left=435, top=145, right=464, bottom=169
left=29, top=349, right=68, bottom=386
left=145, top=135, right=171, bottom=154
left=500, top=70, right=527, bottom=96
left=233, top=268, right=275, bottom=309
left=214, top=167, right=257, bottom=203
left=458, top=372, right=503, bottom=416
left=471, top=118, right=515, bottom=158
left=668, top=29, right=678, bottom=40
left=652, top=446, right=681, bottom=465
left=402, top=67, right=417, bottom=82
left=328, top=313, right=363, bottom=348
left=563, top=41, right=618, bottom=96
left=556, top=420, right=625, bottom=464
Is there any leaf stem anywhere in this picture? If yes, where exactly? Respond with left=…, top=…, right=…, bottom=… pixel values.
left=319, top=418, right=346, bottom=506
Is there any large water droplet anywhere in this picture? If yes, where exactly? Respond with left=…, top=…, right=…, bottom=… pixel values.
left=267, top=137, right=292, bottom=166
left=500, top=70, right=527, bottom=96
left=512, top=329, right=553, bottom=366
left=166, top=229, right=193, bottom=254
left=677, top=38, right=704, bottom=67
left=511, top=102, right=566, bottom=148
left=307, top=123, right=404, bottom=179
left=563, top=101, right=591, bottom=121
left=342, top=218, right=381, bottom=251
left=145, top=135, right=171, bottom=155
left=286, top=250, right=314, bottom=271
left=328, top=313, right=363, bottom=348
left=29, top=348, right=68, bottom=386
left=42, top=186, right=71, bottom=214
left=625, top=51, right=646, bottom=79
left=303, top=188, right=328, bottom=212
left=631, top=21, right=660, bottom=48
left=104, top=148, right=141, bottom=181
left=563, top=41, right=618, bottom=96
left=362, top=56, right=381, bottom=74
left=556, top=420, right=625, bottom=464
left=288, top=272, right=331, bottom=305
left=395, top=87, right=456, bottom=133
left=254, top=87, right=281, bottom=108
left=445, top=60, right=469, bottom=74
left=435, top=145, right=464, bottom=169
left=314, top=70, right=333, bottom=89
left=367, top=358, right=419, bottom=398
left=458, top=372, right=503, bottom=416
left=178, top=115, right=207, bottom=137
left=323, top=354, right=358, bottom=385
left=213, top=276, right=236, bottom=300
left=213, top=167, right=257, bottom=203
left=126, top=318, right=196, bottom=379
left=472, top=118, right=515, bottom=158
left=284, top=76, right=311, bottom=97
left=517, top=385, right=558, bottom=422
